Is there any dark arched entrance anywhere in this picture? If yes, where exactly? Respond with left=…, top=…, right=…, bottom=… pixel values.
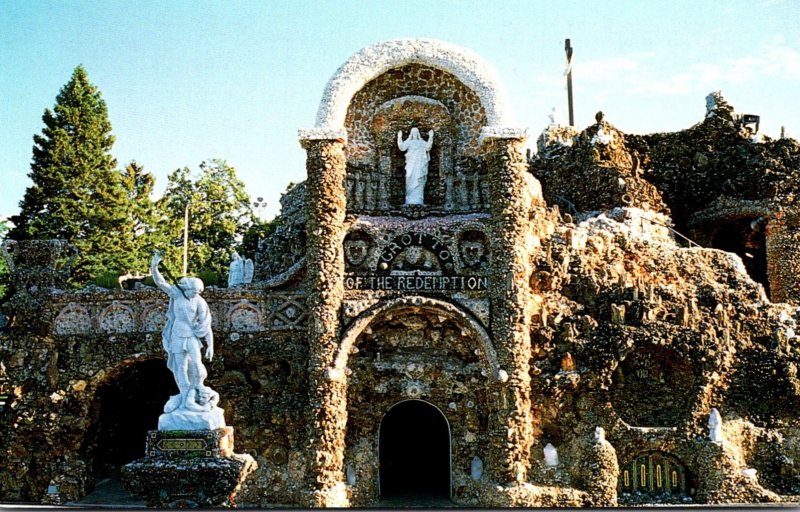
left=711, top=220, right=769, bottom=296
left=379, top=400, right=450, bottom=499
left=84, top=359, right=177, bottom=477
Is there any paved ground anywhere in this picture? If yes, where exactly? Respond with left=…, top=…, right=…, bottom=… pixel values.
left=66, top=478, right=145, bottom=508
left=4, top=483, right=796, bottom=509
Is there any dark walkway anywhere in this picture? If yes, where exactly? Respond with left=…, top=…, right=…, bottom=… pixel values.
left=66, top=478, right=144, bottom=508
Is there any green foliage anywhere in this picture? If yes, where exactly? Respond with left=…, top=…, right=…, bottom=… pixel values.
left=239, top=216, right=280, bottom=261
left=155, top=159, right=255, bottom=276
left=195, top=270, right=221, bottom=288
left=92, top=271, right=121, bottom=289
left=118, top=161, right=163, bottom=270
left=8, top=66, right=142, bottom=284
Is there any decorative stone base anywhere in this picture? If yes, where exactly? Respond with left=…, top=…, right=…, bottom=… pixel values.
left=158, top=405, right=226, bottom=431
left=121, top=428, right=257, bottom=508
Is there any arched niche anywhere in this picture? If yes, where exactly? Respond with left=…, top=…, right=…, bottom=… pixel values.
left=710, top=219, right=769, bottom=295
left=340, top=298, right=492, bottom=505
left=334, top=296, right=501, bottom=382
left=343, top=64, right=490, bottom=214
left=610, top=345, right=696, bottom=427
left=618, top=451, right=692, bottom=504
left=723, top=346, right=800, bottom=428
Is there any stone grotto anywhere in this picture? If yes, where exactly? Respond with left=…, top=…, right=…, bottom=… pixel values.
left=2, top=37, right=800, bottom=507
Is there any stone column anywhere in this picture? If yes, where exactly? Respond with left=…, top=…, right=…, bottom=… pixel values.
left=482, top=128, right=535, bottom=484
left=766, top=209, right=800, bottom=303
left=299, top=130, right=349, bottom=507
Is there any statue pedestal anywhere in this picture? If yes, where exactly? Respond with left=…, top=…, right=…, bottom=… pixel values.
left=158, top=405, right=226, bottom=430
left=121, top=427, right=257, bottom=508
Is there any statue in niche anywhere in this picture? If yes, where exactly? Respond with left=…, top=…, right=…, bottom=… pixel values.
left=397, top=127, right=434, bottom=205
left=150, top=252, right=224, bottom=430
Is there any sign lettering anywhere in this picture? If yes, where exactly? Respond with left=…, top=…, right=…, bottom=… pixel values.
left=344, top=275, right=487, bottom=291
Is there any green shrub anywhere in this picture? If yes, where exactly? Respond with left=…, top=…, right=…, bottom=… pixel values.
left=196, top=270, right=221, bottom=287
left=93, top=271, right=121, bottom=289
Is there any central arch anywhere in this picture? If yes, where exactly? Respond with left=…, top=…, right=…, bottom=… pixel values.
left=334, top=296, right=502, bottom=382
left=313, top=38, right=512, bottom=130
left=379, top=400, right=451, bottom=499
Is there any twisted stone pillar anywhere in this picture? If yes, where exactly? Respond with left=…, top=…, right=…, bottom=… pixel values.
left=484, top=132, right=534, bottom=484
left=300, top=135, right=349, bottom=507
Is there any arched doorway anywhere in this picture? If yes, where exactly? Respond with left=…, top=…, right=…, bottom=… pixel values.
left=618, top=451, right=693, bottom=504
left=711, top=219, right=769, bottom=296
left=379, top=400, right=451, bottom=499
left=84, top=359, right=177, bottom=477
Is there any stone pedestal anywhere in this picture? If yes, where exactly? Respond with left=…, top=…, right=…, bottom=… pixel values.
left=121, top=427, right=257, bottom=508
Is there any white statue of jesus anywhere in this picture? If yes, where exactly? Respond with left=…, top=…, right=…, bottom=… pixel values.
left=397, top=127, right=434, bottom=205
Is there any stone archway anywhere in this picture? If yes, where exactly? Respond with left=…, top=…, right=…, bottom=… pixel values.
left=710, top=220, right=769, bottom=295
left=339, top=296, right=499, bottom=505
left=379, top=400, right=451, bottom=499
left=334, top=296, right=502, bottom=382
left=83, top=359, right=176, bottom=478
left=618, top=451, right=692, bottom=504
left=311, top=38, right=511, bottom=131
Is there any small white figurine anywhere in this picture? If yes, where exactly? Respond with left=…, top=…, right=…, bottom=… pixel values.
left=708, top=408, right=724, bottom=444
left=243, top=257, right=254, bottom=284
left=471, top=456, right=484, bottom=481
left=594, top=426, right=606, bottom=443
left=544, top=443, right=559, bottom=467
left=397, top=127, right=434, bottom=205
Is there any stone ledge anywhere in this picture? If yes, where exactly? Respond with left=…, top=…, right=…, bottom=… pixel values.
left=298, top=127, right=347, bottom=142
left=478, top=126, right=529, bottom=144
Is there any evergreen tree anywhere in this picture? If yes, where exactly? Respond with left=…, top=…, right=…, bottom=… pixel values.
left=119, top=161, right=162, bottom=272
left=156, top=160, right=254, bottom=277
left=9, top=65, right=132, bottom=283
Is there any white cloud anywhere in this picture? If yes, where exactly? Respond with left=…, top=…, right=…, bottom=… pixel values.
left=571, top=37, right=799, bottom=100
left=573, top=57, right=640, bottom=82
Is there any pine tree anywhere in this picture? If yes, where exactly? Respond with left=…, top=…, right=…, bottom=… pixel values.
left=119, top=161, right=162, bottom=273
left=9, top=66, right=132, bottom=283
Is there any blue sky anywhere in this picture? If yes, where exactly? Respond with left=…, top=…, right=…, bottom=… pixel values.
left=2, top=0, right=798, bottom=221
